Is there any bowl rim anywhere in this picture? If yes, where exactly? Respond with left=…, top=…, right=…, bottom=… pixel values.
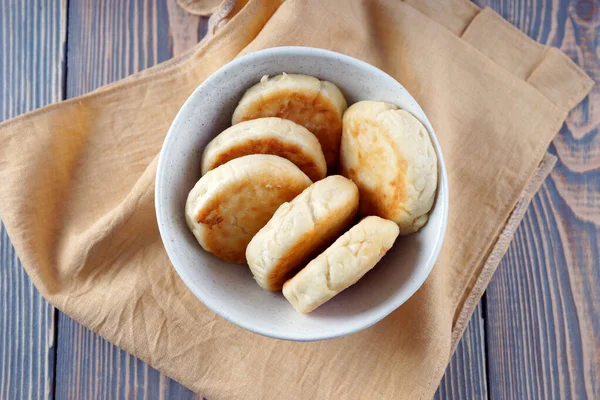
left=155, top=46, right=449, bottom=341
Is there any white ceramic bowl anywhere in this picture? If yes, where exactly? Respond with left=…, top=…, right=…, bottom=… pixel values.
left=156, top=47, right=448, bottom=341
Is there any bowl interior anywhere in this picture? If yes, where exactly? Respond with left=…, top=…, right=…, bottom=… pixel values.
left=156, top=47, right=448, bottom=341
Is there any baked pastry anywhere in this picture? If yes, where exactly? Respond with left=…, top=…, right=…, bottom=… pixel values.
left=340, top=100, right=437, bottom=234
left=201, top=117, right=326, bottom=182
left=282, top=216, right=399, bottom=313
left=247, top=175, right=359, bottom=291
left=185, top=155, right=312, bottom=263
left=232, top=73, right=347, bottom=170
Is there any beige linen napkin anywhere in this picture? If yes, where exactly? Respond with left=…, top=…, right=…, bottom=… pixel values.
left=0, top=0, right=593, bottom=399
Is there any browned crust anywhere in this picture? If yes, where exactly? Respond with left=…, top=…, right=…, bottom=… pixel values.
left=236, top=90, right=343, bottom=169
left=264, top=200, right=358, bottom=290
left=197, top=175, right=309, bottom=263
left=207, top=138, right=323, bottom=182
left=341, top=120, right=407, bottom=220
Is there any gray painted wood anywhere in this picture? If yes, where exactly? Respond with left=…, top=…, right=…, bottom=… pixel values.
left=0, top=1, right=67, bottom=399
left=434, top=304, right=488, bottom=400
left=475, top=0, right=600, bottom=398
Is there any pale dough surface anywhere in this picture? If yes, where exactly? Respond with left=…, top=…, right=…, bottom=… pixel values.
left=247, top=175, right=358, bottom=291
left=283, top=216, right=399, bottom=313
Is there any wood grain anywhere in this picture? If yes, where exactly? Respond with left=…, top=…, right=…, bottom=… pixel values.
left=0, top=0, right=67, bottom=399
left=54, top=0, right=203, bottom=398
left=486, top=181, right=599, bottom=399
left=65, top=0, right=172, bottom=97
left=55, top=319, right=201, bottom=399
left=474, top=0, right=600, bottom=398
left=434, top=304, right=488, bottom=400
left=166, top=0, right=202, bottom=56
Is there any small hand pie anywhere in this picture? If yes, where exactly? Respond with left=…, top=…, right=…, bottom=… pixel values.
left=283, top=216, right=399, bottom=313
left=340, top=100, right=438, bottom=234
left=202, top=117, right=326, bottom=182
left=247, top=175, right=358, bottom=291
left=185, top=155, right=311, bottom=263
left=232, top=73, right=347, bottom=170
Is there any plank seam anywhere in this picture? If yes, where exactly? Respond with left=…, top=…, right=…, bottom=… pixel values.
left=481, top=292, right=491, bottom=400
left=51, top=1, right=70, bottom=399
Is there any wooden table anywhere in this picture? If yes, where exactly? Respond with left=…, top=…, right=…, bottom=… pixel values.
left=1, top=1, right=598, bottom=398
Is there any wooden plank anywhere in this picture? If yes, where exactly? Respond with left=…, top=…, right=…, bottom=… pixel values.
left=486, top=181, right=600, bottom=399
left=475, top=0, right=600, bottom=398
left=434, top=304, right=488, bottom=400
left=56, top=319, right=200, bottom=399
left=0, top=1, right=68, bottom=399
left=54, top=0, right=207, bottom=398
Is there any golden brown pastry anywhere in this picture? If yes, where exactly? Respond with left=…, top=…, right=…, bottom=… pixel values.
left=340, top=100, right=438, bottom=235
left=246, top=175, right=359, bottom=291
left=185, top=155, right=312, bottom=263
left=282, top=216, right=399, bottom=313
left=201, top=117, right=326, bottom=182
left=232, top=73, right=348, bottom=170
